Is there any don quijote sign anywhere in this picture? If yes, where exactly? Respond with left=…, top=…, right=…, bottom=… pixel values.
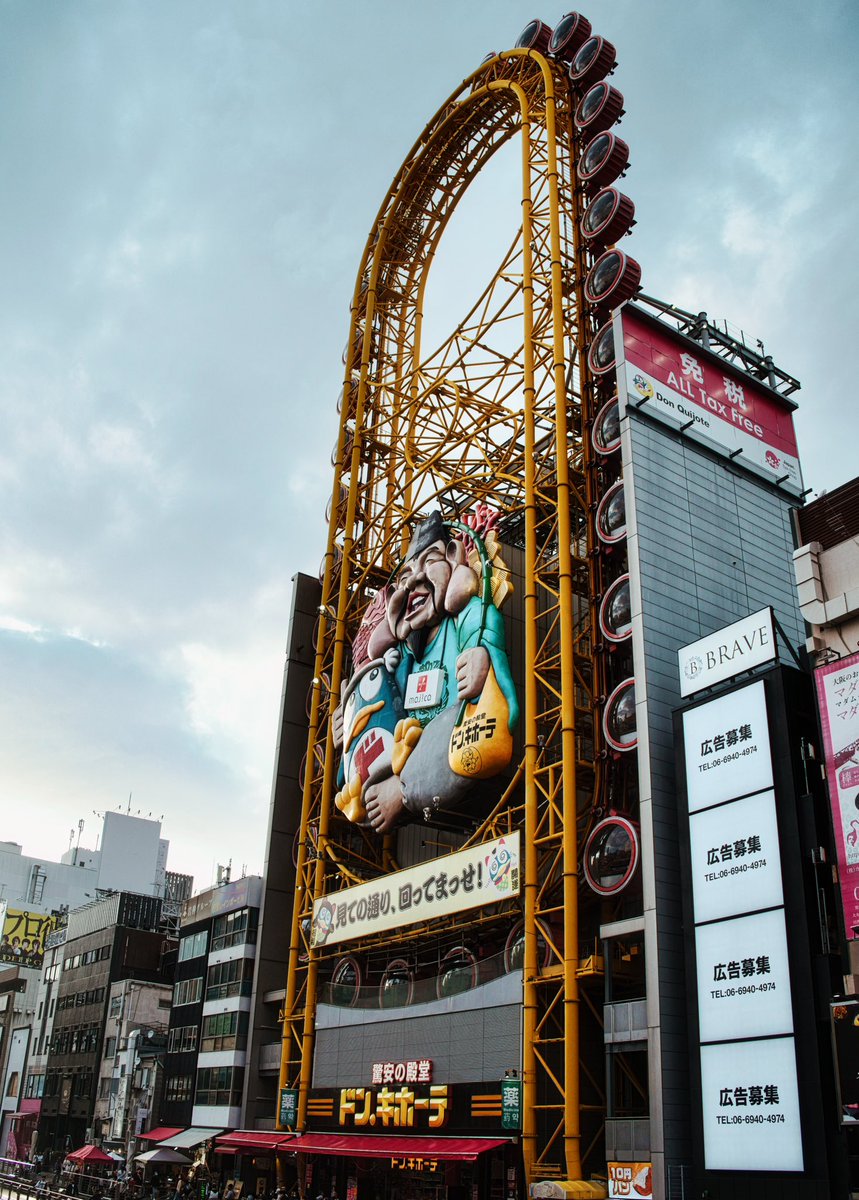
left=679, top=608, right=777, bottom=698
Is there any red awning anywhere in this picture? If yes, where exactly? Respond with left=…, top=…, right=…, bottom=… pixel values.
left=66, top=1145, right=115, bottom=1164
left=215, top=1132, right=294, bottom=1152
left=138, top=1127, right=185, bottom=1143
left=285, top=1135, right=509, bottom=1161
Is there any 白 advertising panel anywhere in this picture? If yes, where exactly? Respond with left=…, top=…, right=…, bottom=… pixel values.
left=683, top=680, right=773, bottom=812
left=688, top=790, right=784, bottom=923
left=694, top=909, right=793, bottom=1043
left=678, top=608, right=776, bottom=698
left=616, top=307, right=802, bottom=494
left=815, top=650, right=859, bottom=939
left=0, top=905, right=57, bottom=969
left=310, top=833, right=520, bottom=948
left=699, top=1037, right=803, bottom=1172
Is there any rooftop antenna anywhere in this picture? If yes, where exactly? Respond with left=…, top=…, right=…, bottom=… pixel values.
left=126, top=792, right=132, bottom=814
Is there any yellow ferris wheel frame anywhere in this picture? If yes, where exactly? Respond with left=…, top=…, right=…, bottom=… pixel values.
left=280, top=47, right=609, bottom=1185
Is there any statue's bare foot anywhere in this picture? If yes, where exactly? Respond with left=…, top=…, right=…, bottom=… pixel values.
left=365, top=774, right=406, bottom=834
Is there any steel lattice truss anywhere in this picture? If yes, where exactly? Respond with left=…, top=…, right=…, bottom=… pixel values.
left=281, top=49, right=612, bottom=1184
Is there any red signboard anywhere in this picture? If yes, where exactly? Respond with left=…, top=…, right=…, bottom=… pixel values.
left=616, top=308, right=802, bottom=494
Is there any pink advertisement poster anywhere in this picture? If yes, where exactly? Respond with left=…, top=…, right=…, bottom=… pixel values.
left=816, top=650, right=859, bottom=939
left=617, top=308, right=802, bottom=495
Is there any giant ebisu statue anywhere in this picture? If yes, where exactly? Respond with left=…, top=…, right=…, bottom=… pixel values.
left=332, top=505, right=519, bottom=832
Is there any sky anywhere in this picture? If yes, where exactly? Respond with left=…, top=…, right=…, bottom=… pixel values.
left=0, top=0, right=856, bottom=893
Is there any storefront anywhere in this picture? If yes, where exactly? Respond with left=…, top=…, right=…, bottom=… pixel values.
left=282, top=1081, right=519, bottom=1200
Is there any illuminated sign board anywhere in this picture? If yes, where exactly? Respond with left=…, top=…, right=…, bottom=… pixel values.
left=682, top=680, right=773, bottom=813
left=694, top=909, right=793, bottom=1044
left=680, top=679, right=803, bottom=1173
left=310, top=833, right=520, bottom=948
left=0, top=904, right=57, bottom=969
left=687, top=789, right=784, bottom=924
left=678, top=608, right=777, bottom=698
left=815, top=649, right=859, bottom=939
left=699, top=1038, right=803, bottom=1172
left=305, top=1082, right=510, bottom=1138
left=615, top=307, right=802, bottom=495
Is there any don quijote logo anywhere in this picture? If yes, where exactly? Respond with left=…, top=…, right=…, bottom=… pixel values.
left=633, top=372, right=654, bottom=401
left=684, top=654, right=704, bottom=681
left=765, top=450, right=781, bottom=470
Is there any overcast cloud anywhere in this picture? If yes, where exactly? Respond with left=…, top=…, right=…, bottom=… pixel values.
left=0, top=0, right=855, bottom=891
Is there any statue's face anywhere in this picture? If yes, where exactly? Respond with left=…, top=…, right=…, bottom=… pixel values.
left=389, top=538, right=454, bottom=641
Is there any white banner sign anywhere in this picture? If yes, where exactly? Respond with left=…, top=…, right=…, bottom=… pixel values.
left=683, top=681, right=773, bottom=813
left=688, top=790, right=784, bottom=924
left=695, top=909, right=793, bottom=1044
left=679, top=608, right=776, bottom=698
left=699, top=1036, right=803, bottom=1172
left=310, top=833, right=520, bottom=948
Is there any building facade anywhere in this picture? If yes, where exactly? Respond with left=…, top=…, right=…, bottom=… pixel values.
left=37, top=893, right=174, bottom=1155
left=266, top=12, right=849, bottom=1200
left=161, top=877, right=262, bottom=1133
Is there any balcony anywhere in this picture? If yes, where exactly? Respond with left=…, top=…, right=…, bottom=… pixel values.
left=605, top=1117, right=650, bottom=1160
left=258, top=1043, right=282, bottom=1074
left=603, top=998, right=647, bottom=1044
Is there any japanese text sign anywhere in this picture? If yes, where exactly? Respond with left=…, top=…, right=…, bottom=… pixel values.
left=683, top=680, right=773, bottom=812
left=311, top=833, right=520, bottom=948
left=616, top=308, right=802, bottom=495
left=815, top=650, right=859, bottom=940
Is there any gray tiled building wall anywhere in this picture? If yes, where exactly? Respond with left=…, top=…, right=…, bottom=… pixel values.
left=313, top=1002, right=521, bottom=1087
left=624, top=411, right=805, bottom=1174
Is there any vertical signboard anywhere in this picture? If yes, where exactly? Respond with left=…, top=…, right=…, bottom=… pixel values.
left=680, top=678, right=803, bottom=1173
left=815, top=650, right=859, bottom=940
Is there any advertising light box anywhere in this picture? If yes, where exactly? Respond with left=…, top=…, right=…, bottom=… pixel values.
left=678, top=608, right=776, bottom=699
left=310, top=833, right=520, bottom=948
left=688, top=790, right=783, bottom=924
left=683, top=681, right=773, bottom=812
left=616, top=306, right=802, bottom=495
left=699, top=1036, right=803, bottom=1172
left=694, top=909, right=793, bottom=1044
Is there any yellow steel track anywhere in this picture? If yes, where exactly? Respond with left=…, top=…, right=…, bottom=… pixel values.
left=280, top=47, right=607, bottom=1185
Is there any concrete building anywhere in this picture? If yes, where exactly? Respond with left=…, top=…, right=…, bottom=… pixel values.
left=37, top=893, right=174, bottom=1155
left=161, top=877, right=263, bottom=1133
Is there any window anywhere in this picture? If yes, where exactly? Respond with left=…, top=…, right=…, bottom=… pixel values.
left=195, top=1066, right=244, bottom=1108
left=6, top=1072, right=19, bottom=1098
left=200, top=1010, right=248, bottom=1053
left=178, top=930, right=208, bottom=962
left=211, top=908, right=258, bottom=952
left=24, top=1072, right=45, bottom=1099
left=166, top=1074, right=193, bottom=1103
left=109, top=995, right=122, bottom=1017
left=173, top=977, right=203, bottom=1007
left=98, top=1076, right=111, bottom=1100
left=167, top=1025, right=199, bottom=1054
left=205, top=956, right=254, bottom=1002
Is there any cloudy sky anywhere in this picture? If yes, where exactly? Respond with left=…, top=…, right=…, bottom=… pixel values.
left=0, top=1, right=855, bottom=892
